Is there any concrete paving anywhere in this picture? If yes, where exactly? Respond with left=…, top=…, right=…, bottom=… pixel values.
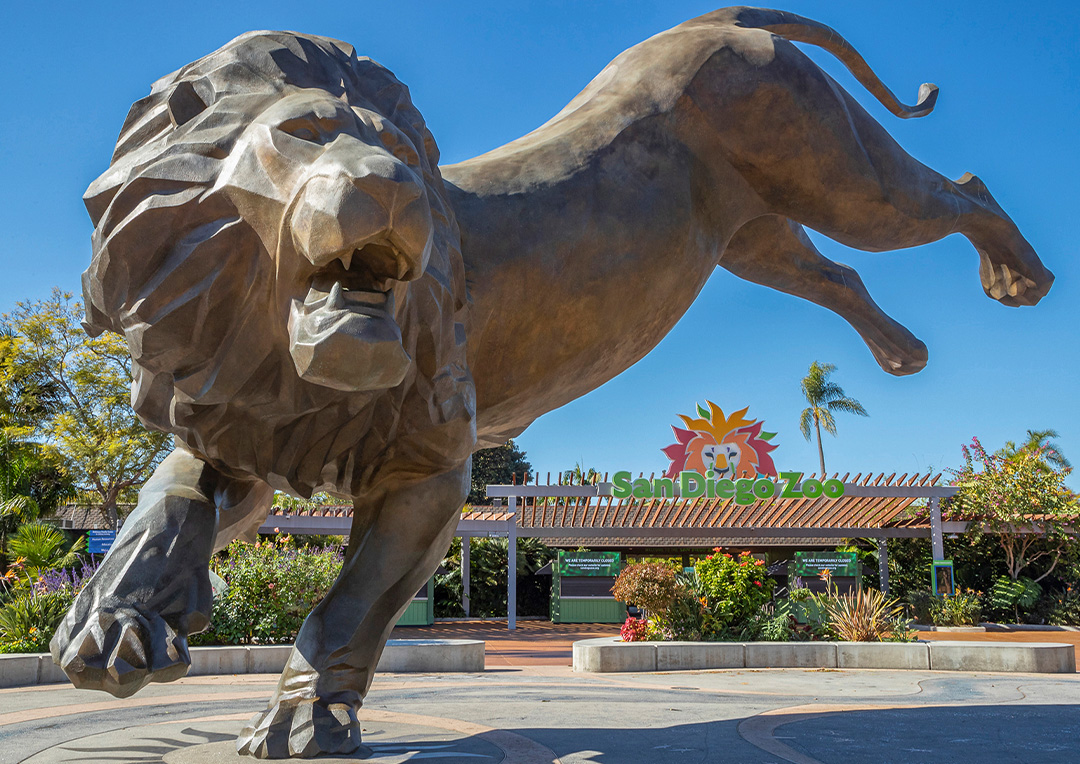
left=3, top=666, right=1079, bottom=763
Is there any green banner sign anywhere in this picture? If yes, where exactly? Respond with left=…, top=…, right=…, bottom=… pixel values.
left=793, top=551, right=858, bottom=577
left=558, top=551, right=622, bottom=577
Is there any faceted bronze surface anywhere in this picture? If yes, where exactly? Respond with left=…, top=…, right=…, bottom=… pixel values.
left=53, top=8, right=1053, bottom=759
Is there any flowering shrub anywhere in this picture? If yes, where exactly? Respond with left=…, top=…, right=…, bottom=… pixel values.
left=696, top=550, right=773, bottom=638
left=192, top=536, right=344, bottom=645
left=0, top=589, right=74, bottom=653
left=620, top=616, right=652, bottom=642
left=0, top=557, right=94, bottom=653
left=611, top=563, right=680, bottom=617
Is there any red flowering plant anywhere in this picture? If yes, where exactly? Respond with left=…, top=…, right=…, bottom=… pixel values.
left=620, top=616, right=652, bottom=642
left=695, top=550, right=774, bottom=638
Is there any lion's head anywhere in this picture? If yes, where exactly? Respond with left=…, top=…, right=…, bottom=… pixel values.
left=82, top=31, right=475, bottom=497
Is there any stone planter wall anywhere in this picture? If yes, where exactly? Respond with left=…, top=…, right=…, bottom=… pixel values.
left=0, top=638, right=485, bottom=689
left=572, top=637, right=1076, bottom=674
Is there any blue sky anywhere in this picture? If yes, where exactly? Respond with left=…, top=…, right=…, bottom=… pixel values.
left=3, top=1, right=1077, bottom=487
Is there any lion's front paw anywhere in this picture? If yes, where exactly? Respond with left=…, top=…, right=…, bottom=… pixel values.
left=236, top=697, right=362, bottom=759
left=50, top=603, right=191, bottom=698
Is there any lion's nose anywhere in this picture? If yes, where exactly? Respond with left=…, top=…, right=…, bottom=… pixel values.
left=290, top=143, right=433, bottom=278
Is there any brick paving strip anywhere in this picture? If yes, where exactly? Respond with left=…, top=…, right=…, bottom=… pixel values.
left=919, top=629, right=1080, bottom=667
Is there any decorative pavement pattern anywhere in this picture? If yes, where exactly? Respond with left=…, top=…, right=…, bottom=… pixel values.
left=3, top=664, right=1080, bottom=764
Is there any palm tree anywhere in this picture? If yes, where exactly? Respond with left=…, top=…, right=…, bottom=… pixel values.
left=799, top=361, right=868, bottom=475
left=6, top=521, right=86, bottom=577
left=1001, top=429, right=1071, bottom=472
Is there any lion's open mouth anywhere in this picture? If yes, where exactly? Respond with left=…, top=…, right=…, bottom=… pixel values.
left=287, top=241, right=413, bottom=392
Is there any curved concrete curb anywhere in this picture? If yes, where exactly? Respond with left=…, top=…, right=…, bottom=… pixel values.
left=0, top=639, right=485, bottom=688
left=572, top=637, right=1076, bottom=674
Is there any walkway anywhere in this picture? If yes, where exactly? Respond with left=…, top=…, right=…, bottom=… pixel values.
left=4, top=666, right=1078, bottom=763
left=392, top=620, right=620, bottom=667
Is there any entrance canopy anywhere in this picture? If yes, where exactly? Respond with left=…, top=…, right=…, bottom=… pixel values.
left=258, top=472, right=959, bottom=630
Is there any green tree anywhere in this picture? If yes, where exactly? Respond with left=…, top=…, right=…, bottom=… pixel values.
left=953, top=437, right=1079, bottom=581
left=1000, top=428, right=1071, bottom=472
left=2, top=289, right=170, bottom=529
left=0, top=332, right=74, bottom=565
left=467, top=440, right=532, bottom=505
left=798, top=361, right=868, bottom=475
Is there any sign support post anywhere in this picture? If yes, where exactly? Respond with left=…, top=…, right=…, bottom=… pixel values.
left=928, top=496, right=944, bottom=560
left=876, top=538, right=890, bottom=594
left=461, top=534, right=470, bottom=618
left=508, top=495, right=517, bottom=631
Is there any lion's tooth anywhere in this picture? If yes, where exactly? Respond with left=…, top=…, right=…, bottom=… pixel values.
left=327, top=281, right=345, bottom=310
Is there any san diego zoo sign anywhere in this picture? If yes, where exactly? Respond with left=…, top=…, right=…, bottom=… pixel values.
left=611, top=400, right=845, bottom=506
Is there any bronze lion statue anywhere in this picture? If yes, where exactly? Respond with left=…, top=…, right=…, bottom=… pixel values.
left=53, top=8, right=1053, bottom=758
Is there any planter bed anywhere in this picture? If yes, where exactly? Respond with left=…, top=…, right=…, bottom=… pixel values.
left=572, top=637, right=1076, bottom=674
left=0, top=638, right=485, bottom=689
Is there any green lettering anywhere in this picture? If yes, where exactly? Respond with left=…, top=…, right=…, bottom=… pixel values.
left=612, top=470, right=632, bottom=499
left=802, top=478, right=823, bottom=498
left=652, top=477, right=675, bottom=497
left=823, top=478, right=845, bottom=498
left=753, top=478, right=776, bottom=499
left=632, top=478, right=652, bottom=498
left=780, top=471, right=803, bottom=498
left=680, top=471, right=705, bottom=498
left=735, top=478, right=755, bottom=504
left=715, top=479, right=735, bottom=499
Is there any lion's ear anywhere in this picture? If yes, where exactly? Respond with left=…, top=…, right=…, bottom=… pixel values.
left=167, top=81, right=208, bottom=127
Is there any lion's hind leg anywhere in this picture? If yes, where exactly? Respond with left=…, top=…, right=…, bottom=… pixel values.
left=51, top=447, right=272, bottom=698
left=721, top=215, right=928, bottom=375
left=693, top=31, right=1053, bottom=308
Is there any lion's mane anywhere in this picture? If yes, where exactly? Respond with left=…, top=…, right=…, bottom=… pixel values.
left=82, top=32, right=475, bottom=497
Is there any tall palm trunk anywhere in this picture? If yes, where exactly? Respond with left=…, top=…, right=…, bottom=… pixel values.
left=814, top=416, right=826, bottom=475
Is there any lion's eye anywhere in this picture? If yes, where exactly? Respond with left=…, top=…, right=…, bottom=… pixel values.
left=279, top=119, right=322, bottom=142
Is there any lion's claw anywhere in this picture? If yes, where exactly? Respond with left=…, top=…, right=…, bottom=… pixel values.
left=50, top=603, right=191, bottom=698
left=236, top=697, right=363, bottom=759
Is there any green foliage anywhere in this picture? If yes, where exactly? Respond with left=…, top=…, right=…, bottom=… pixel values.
left=1046, top=586, right=1080, bottom=626
left=798, top=361, right=868, bottom=474
left=433, top=536, right=554, bottom=618
left=6, top=522, right=85, bottom=576
left=741, top=604, right=798, bottom=642
left=953, top=437, right=1078, bottom=582
left=2, top=289, right=171, bottom=527
left=988, top=575, right=1042, bottom=622
left=695, top=550, right=773, bottom=638
left=192, top=536, right=343, bottom=646
left=928, top=590, right=983, bottom=626
left=1000, top=429, right=1071, bottom=472
left=467, top=440, right=532, bottom=505
left=0, top=588, right=74, bottom=653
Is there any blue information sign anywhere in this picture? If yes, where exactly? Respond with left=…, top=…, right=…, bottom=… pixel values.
left=87, top=529, right=116, bottom=554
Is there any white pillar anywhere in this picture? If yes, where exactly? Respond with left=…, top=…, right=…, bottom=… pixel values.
left=508, top=496, right=517, bottom=631
left=461, top=534, right=470, bottom=617
left=929, top=496, right=944, bottom=560
left=877, top=538, right=890, bottom=594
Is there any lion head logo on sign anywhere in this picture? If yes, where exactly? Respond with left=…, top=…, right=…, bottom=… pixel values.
left=662, top=401, right=778, bottom=479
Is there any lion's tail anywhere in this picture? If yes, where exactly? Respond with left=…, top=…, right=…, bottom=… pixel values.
left=725, top=7, right=938, bottom=119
